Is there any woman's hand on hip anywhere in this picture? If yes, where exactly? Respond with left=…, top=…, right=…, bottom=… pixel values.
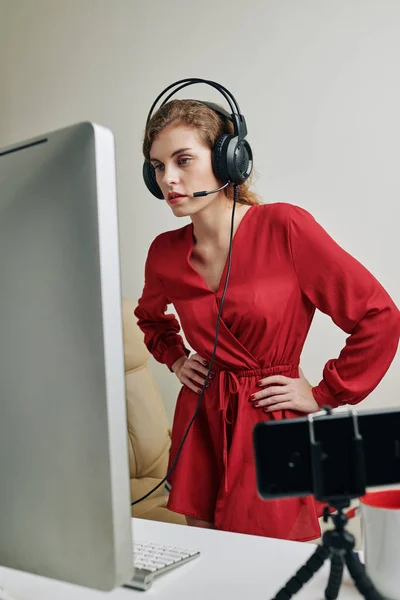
left=171, top=353, right=212, bottom=394
left=250, top=368, right=320, bottom=414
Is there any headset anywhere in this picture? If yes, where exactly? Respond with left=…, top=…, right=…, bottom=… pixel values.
left=142, top=77, right=253, bottom=199
left=132, top=78, right=253, bottom=507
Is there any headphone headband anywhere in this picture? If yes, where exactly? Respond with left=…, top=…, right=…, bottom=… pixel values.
left=145, top=78, right=247, bottom=141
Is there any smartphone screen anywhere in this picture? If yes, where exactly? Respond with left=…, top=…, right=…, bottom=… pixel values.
left=253, top=409, right=400, bottom=500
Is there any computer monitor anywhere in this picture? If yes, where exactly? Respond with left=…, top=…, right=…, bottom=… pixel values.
left=0, top=123, right=134, bottom=591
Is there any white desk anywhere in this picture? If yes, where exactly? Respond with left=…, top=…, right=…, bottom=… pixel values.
left=0, top=518, right=362, bottom=600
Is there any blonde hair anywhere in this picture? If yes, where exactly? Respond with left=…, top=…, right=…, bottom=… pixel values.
left=142, top=99, right=262, bottom=206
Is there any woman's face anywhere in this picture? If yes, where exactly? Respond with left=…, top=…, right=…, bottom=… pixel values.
left=149, top=123, right=222, bottom=216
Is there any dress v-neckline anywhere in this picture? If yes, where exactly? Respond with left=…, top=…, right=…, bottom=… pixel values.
left=186, top=205, right=256, bottom=295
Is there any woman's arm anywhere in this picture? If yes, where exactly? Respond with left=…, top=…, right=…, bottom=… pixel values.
left=288, top=205, right=400, bottom=408
left=134, top=240, right=190, bottom=371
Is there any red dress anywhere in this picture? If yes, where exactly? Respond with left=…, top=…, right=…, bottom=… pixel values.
left=134, top=202, right=400, bottom=541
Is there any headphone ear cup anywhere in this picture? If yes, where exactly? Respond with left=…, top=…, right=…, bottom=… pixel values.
left=230, top=139, right=253, bottom=184
left=211, top=134, right=231, bottom=183
left=212, top=135, right=253, bottom=186
left=143, top=161, right=164, bottom=199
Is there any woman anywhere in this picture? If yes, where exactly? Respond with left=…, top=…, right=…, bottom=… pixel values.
left=135, top=98, right=400, bottom=541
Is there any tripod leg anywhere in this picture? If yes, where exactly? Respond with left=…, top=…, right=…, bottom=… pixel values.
left=324, top=553, right=344, bottom=600
left=344, top=550, right=386, bottom=600
left=271, top=544, right=330, bottom=600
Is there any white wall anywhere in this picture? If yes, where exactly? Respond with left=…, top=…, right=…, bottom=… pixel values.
left=0, top=0, right=399, bottom=424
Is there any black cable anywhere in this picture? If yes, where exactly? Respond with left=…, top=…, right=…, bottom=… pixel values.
left=131, top=184, right=239, bottom=507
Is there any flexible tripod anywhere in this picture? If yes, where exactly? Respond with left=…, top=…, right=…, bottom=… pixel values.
left=271, top=501, right=385, bottom=600
left=270, top=409, right=385, bottom=600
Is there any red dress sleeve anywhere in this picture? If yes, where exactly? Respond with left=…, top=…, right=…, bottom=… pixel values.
left=134, top=239, right=190, bottom=371
left=288, top=205, right=400, bottom=408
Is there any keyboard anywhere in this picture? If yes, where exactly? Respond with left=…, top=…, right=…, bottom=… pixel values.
left=123, top=541, right=201, bottom=591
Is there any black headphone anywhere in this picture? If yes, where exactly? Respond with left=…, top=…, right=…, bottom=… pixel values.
left=142, top=78, right=253, bottom=199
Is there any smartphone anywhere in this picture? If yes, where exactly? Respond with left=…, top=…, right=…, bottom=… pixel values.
left=253, top=408, right=400, bottom=500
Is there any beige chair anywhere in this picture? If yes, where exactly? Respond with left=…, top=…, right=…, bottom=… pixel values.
left=122, top=296, right=186, bottom=525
